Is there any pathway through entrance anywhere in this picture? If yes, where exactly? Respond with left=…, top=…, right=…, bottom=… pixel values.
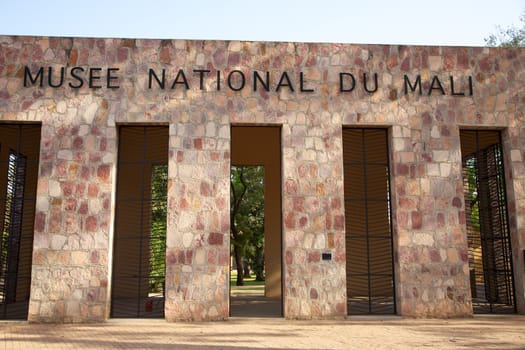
left=230, top=284, right=281, bottom=317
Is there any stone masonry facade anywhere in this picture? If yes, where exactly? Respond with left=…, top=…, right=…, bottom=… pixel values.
left=0, top=35, right=524, bottom=322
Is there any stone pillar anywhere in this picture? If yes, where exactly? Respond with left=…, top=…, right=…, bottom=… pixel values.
left=29, top=99, right=114, bottom=322
left=505, top=120, right=525, bottom=314
left=392, top=117, right=472, bottom=317
left=282, top=120, right=347, bottom=319
left=164, top=120, right=231, bottom=321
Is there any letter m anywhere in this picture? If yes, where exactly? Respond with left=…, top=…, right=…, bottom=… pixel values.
left=404, top=75, right=422, bottom=95
left=24, top=66, right=44, bottom=87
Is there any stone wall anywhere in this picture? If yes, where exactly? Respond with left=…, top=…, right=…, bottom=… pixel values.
left=0, top=36, right=524, bottom=321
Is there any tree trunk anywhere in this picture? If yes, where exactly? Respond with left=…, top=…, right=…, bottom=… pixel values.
left=254, top=253, right=265, bottom=281
left=243, top=262, right=251, bottom=278
left=234, top=244, right=244, bottom=286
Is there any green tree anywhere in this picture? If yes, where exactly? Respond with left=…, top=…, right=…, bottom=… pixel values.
left=149, top=164, right=167, bottom=293
left=465, top=158, right=480, bottom=232
left=485, top=13, right=525, bottom=47
left=230, top=166, right=265, bottom=286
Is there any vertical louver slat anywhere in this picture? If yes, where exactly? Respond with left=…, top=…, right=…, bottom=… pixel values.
left=4, top=152, right=26, bottom=305
left=0, top=124, right=40, bottom=319
left=343, top=128, right=395, bottom=315
left=461, top=130, right=515, bottom=314
left=111, top=126, right=168, bottom=318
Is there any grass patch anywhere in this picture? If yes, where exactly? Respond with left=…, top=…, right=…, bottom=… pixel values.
left=230, top=270, right=265, bottom=287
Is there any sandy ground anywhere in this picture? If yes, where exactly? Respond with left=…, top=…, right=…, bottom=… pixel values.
left=1, top=316, right=525, bottom=349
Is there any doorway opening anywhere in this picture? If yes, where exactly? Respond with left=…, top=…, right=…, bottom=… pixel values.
left=0, top=124, right=41, bottom=320
left=343, top=128, right=396, bottom=315
left=230, top=165, right=267, bottom=312
left=460, top=130, right=515, bottom=314
left=111, top=126, right=168, bottom=318
left=230, top=126, right=282, bottom=317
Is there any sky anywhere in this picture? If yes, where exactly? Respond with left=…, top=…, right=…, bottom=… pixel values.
left=0, top=0, right=524, bottom=46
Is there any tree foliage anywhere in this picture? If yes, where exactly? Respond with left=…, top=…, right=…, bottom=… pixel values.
left=485, top=13, right=525, bottom=47
left=230, top=166, right=265, bottom=286
left=149, top=164, right=167, bottom=293
left=465, top=159, right=480, bottom=232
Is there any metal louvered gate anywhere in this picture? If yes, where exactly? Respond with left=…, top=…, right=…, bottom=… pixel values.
left=0, top=124, right=40, bottom=319
left=461, top=130, right=515, bottom=314
left=343, top=128, right=395, bottom=315
left=111, top=126, right=168, bottom=318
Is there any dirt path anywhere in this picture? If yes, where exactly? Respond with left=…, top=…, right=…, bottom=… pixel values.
left=1, top=316, right=524, bottom=349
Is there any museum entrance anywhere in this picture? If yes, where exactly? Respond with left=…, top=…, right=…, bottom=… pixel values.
left=111, top=126, right=168, bottom=318
left=343, top=128, right=396, bottom=315
left=230, top=126, right=282, bottom=317
left=0, top=124, right=40, bottom=320
left=460, top=130, right=516, bottom=314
